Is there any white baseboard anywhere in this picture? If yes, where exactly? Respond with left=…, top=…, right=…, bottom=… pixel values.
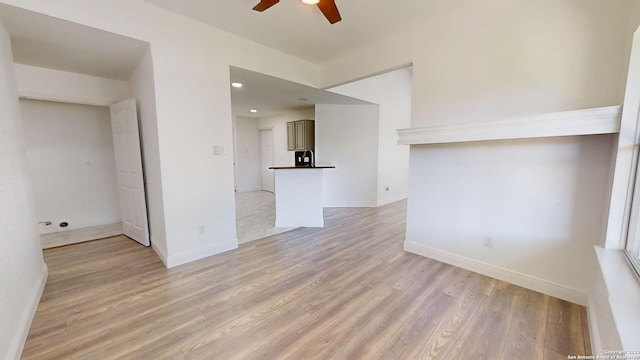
left=152, top=242, right=169, bottom=267
left=376, top=194, right=408, bottom=207
left=404, top=241, right=588, bottom=306
left=40, top=222, right=123, bottom=249
left=235, top=187, right=262, bottom=193
left=10, top=263, right=48, bottom=360
left=165, top=239, right=238, bottom=269
left=323, top=195, right=407, bottom=208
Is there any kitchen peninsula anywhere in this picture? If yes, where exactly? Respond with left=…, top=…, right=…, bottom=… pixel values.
left=269, top=165, right=335, bottom=228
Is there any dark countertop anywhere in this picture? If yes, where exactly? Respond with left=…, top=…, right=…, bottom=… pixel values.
left=269, top=165, right=336, bottom=170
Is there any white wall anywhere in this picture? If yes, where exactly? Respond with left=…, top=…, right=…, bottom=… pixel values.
left=3, top=0, right=633, bottom=268
left=321, top=0, right=631, bottom=122
left=328, top=67, right=412, bottom=206
left=15, top=63, right=130, bottom=106
left=20, top=99, right=121, bottom=234
left=2, top=0, right=635, bottom=353
left=0, top=0, right=322, bottom=268
left=405, top=134, right=616, bottom=301
left=0, top=21, right=47, bottom=360
left=128, top=47, right=168, bottom=259
left=315, top=0, right=630, bottom=305
left=622, top=1, right=640, bottom=76
left=315, top=104, right=379, bottom=207
left=257, top=108, right=315, bottom=167
left=233, top=116, right=261, bottom=192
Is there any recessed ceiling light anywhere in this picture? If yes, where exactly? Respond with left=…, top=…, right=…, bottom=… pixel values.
left=231, top=82, right=243, bottom=88
left=250, top=109, right=258, bottom=113
left=302, top=0, right=320, bottom=4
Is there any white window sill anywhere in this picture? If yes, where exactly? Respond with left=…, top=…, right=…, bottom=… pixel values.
left=594, top=246, right=640, bottom=351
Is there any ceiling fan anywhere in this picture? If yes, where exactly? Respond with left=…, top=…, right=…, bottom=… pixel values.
left=253, top=0, right=342, bottom=24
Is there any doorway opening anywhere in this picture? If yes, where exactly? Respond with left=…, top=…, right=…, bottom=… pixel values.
left=1, top=4, right=158, bottom=253
left=21, top=99, right=121, bottom=248
left=228, top=65, right=380, bottom=243
left=21, top=98, right=150, bottom=249
left=232, top=118, right=296, bottom=243
left=234, top=128, right=294, bottom=244
left=261, top=129, right=275, bottom=193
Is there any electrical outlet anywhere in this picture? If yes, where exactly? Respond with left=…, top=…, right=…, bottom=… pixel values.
left=484, top=237, right=493, bottom=248
left=198, top=225, right=205, bottom=234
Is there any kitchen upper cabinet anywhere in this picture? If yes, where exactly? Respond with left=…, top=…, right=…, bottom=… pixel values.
left=287, top=122, right=296, bottom=151
left=287, top=120, right=314, bottom=151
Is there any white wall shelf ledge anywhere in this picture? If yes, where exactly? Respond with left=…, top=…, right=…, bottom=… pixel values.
left=397, top=105, right=622, bottom=145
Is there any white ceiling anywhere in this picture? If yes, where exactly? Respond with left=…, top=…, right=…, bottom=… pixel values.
left=0, top=3, right=149, bottom=80
left=0, top=2, right=372, bottom=116
left=146, top=0, right=430, bottom=64
left=230, top=66, right=370, bottom=118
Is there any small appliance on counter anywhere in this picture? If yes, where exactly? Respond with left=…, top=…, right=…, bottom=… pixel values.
left=295, top=150, right=314, bottom=167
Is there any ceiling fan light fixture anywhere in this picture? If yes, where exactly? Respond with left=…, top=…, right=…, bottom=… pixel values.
left=254, top=0, right=341, bottom=24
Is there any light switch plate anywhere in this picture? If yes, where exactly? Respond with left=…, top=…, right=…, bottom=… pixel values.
left=214, top=146, right=226, bottom=155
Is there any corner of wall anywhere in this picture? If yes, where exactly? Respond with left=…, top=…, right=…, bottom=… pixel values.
left=376, top=194, right=407, bottom=207
left=9, top=263, right=47, bottom=360
left=404, top=240, right=589, bottom=306
left=152, top=242, right=169, bottom=268
left=164, top=239, right=238, bottom=269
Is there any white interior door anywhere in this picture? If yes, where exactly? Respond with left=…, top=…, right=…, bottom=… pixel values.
left=110, top=99, right=150, bottom=246
left=261, top=129, right=275, bottom=192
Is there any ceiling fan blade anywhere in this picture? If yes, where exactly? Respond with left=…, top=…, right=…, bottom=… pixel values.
left=317, top=0, right=341, bottom=24
left=253, top=0, right=279, bottom=12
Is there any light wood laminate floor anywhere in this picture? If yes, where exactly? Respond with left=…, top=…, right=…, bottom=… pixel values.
left=23, top=200, right=591, bottom=359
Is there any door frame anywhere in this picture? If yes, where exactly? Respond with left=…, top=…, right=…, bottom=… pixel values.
left=260, top=128, right=275, bottom=193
